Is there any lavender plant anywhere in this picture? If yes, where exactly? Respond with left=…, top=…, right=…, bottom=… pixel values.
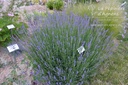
left=19, top=12, right=114, bottom=85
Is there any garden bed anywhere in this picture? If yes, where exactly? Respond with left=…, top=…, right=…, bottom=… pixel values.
left=0, top=0, right=128, bottom=85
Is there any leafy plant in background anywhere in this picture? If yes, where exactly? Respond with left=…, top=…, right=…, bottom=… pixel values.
left=66, top=0, right=125, bottom=37
left=47, top=0, right=64, bottom=10
left=0, top=15, right=27, bottom=46
left=0, top=0, right=27, bottom=46
left=18, top=12, right=114, bottom=84
left=53, top=0, right=63, bottom=10
left=46, top=0, right=55, bottom=10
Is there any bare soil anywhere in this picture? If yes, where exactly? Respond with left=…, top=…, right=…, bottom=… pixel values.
left=0, top=4, right=47, bottom=84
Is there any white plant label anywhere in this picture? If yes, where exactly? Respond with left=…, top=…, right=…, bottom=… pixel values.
left=7, top=24, right=15, bottom=29
left=77, top=46, right=85, bottom=54
left=121, top=1, right=126, bottom=7
left=7, top=44, right=19, bottom=53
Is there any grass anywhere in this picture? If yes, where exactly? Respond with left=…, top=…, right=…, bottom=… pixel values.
left=90, top=4, right=128, bottom=85
left=66, top=0, right=125, bottom=37
left=91, top=41, right=128, bottom=85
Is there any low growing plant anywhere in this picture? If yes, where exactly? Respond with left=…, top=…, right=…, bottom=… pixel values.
left=46, top=0, right=55, bottom=10
left=47, top=0, right=64, bottom=10
left=19, top=12, right=114, bottom=84
left=0, top=15, right=27, bottom=46
left=53, top=0, right=63, bottom=10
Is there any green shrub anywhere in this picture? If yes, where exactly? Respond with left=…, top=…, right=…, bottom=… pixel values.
left=46, top=0, right=55, bottom=10
left=20, top=12, right=114, bottom=84
left=53, top=0, right=63, bottom=10
left=0, top=15, right=27, bottom=46
left=66, top=0, right=125, bottom=37
left=47, top=0, right=64, bottom=10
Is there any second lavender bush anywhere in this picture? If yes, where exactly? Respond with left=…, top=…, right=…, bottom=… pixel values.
left=23, top=12, right=114, bottom=85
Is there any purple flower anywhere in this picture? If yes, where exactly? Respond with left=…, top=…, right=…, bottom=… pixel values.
left=122, top=34, right=125, bottom=38
left=8, top=12, right=14, bottom=17
left=30, top=71, right=34, bottom=76
left=124, top=29, right=127, bottom=34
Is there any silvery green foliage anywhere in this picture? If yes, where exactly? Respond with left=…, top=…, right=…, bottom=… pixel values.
left=20, top=12, right=114, bottom=85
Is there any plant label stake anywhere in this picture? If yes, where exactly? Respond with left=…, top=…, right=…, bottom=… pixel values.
left=7, top=44, right=20, bottom=69
left=7, top=24, right=15, bottom=29
left=7, top=44, right=19, bottom=53
left=121, top=1, right=127, bottom=7
left=77, top=46, right=85, bottom=54
left=7, top=24, right=20, bottom=69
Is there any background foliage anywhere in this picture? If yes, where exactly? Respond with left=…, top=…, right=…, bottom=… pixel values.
left=91, top=41, right=128, bottom=85
left=0, top=15, right=27, bottom=46
left=66, top=0, right=125, bottom=37
left=47, top=0, right=64, bottom=10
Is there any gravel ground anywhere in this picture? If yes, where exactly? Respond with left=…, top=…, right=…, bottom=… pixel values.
left=0, top=4, right=47, bottom=84
left=0, top=46, right=33, bottom=84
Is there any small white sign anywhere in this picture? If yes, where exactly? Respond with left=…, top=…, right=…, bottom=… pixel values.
left=0, top=28, right=2, bottom=31
left=121, top=1, right=127, bottom=7
left=77, top=46, right=85, bottom=54
left=7, top=24, right=15, bottom=29
left=7, top=44, right=19, bottom=53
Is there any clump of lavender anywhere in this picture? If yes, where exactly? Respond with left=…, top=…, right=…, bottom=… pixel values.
left=19, top=12, right=114, bottom=84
